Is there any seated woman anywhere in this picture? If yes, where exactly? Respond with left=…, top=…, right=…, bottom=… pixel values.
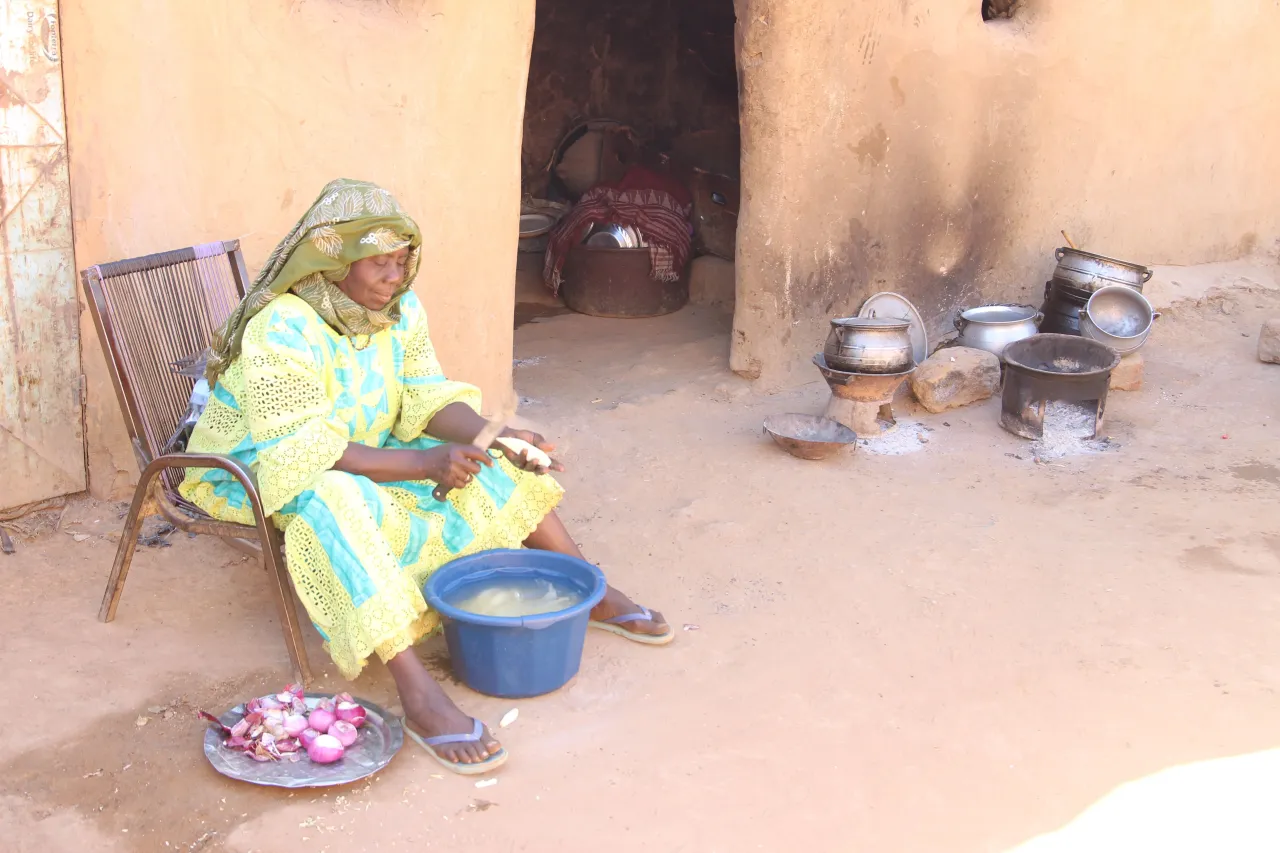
left=182, top=179, right=670, bottom=774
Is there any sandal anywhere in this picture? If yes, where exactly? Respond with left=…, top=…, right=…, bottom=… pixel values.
left=589, top=606, right=675, bottom=646
left=402, top=717, right=508, bottom=776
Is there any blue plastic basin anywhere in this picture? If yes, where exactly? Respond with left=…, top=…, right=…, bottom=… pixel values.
left=424, top=549, right=607, bottom=698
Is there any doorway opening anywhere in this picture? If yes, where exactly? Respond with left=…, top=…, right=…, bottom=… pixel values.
left=515, top=0, right=741, bottom=341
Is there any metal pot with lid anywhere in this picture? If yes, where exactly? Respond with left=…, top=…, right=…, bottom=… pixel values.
left=1053, top=247, right=1153, bottom=293
left=823, top=316, right=914, bottom=374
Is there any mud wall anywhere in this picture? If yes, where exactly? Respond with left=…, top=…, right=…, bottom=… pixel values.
left=731, top=0, right=1280, bottom=381
left=522, top=0, right=739, bottom=194
left=60, top=0, right=536, bottom=499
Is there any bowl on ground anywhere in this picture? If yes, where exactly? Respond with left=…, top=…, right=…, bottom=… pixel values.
left=763, top=413, right=858, bottom=460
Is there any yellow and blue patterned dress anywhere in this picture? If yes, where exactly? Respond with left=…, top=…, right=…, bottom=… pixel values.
left=180, top=290, right=563, bottom=679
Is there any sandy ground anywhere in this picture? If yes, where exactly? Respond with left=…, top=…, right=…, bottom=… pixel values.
left=2, top=273, right=1278, bottom=853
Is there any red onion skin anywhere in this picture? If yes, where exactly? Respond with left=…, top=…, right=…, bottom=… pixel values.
left=307, top=734, right=345, bottom=764
left=299, top=728, right=322, bottom=749
left=329, top=720, right=359, bottom=747
left=308, top=708, right=337, bottom=733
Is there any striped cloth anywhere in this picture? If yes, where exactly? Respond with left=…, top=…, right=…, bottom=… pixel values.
left=543, top=184, right=693, bottom=295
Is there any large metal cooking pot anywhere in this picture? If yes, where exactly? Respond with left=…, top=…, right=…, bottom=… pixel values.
left=823, top=317, right=914, bottom=374
left=1053, top=247, right=1153, bottom=293
left=954, top=305, right=1043, bottom=358
left=1039, top=280, right=1091, bottom=335
left=1079, top=285, right=1159, bottom=354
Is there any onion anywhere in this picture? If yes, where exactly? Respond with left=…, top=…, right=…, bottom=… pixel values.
left=335, top=701, right=367, bottom=728
left=329, top=720, right=358, bottom=747
left=307, top=734, right=344, bottom=764
left=299, top=728, right=322, bottom=749
left=283, top=714, right=309, bottom=737
left=308, top=708, right=336, bottom=733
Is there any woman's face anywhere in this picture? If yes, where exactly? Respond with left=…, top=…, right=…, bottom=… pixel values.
left=336, top=248, right=410, bottom=310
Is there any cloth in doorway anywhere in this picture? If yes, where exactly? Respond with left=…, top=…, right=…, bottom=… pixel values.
left=543, top=167, right=693, bottom=295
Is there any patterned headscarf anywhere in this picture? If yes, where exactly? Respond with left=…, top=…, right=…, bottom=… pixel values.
left=206, top=178, right=423, bottom=384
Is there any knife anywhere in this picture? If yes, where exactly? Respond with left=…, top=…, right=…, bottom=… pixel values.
left=432, top=411, right=511, bottom=502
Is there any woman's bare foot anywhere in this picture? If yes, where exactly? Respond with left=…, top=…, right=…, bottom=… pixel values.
left=386, top=650, right=500, bottom=765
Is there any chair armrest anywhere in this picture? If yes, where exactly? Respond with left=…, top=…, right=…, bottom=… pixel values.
left=143, top=453, right=268, bottom=518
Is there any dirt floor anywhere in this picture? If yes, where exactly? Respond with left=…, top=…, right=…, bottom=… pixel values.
left=2, top=272, right=1279, bottom=853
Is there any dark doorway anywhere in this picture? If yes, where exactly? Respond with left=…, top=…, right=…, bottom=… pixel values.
left=515, top=0, right=741, bottom=328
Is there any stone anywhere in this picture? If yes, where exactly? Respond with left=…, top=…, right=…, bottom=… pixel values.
left=1259, top=319, right=1280, bottom=364
left=688, top=255, right=735, bottom=311
left=1109, top=351, right=1145, bottom=391
left=909, top=347, right=1001, bottom=413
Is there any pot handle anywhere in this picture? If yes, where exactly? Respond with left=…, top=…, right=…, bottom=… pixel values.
left=1151, top=311, right=1162, bottom=320
left=954, top=312, right=968, bottom=332
left=1044, top=281, right=1053, bottom=300
left=1033, top=312, right=1045, bottom=327
left=1141, top=267, right=1154, bottom=283
left=1055, top=247, right=1067, bottom=261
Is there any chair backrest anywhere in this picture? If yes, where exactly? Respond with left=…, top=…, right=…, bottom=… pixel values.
left=81, top=240, right=249, bottom=480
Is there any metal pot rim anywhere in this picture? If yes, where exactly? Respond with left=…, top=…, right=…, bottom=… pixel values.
left=831, top=316, right=910, bottom=330
left=959, top=305, right=1039, bottom=325
left=1056, top=247, right=1150, bottom=271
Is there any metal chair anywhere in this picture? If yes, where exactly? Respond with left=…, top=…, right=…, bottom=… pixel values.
left=81, top=240, right=313, bottom=686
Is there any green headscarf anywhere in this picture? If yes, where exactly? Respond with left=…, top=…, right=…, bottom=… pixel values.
left=206, top=178, right=423, bottom=384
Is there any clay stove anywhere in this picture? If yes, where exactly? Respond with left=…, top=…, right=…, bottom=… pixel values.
left=999, top=334, right=1120, bottom=439
left=813, top=354, right=915, bottom=436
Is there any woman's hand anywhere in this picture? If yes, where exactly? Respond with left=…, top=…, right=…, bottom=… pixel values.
left=419, top=443, right=493, bottom=489
left=499, top=429, right=564, bottom=474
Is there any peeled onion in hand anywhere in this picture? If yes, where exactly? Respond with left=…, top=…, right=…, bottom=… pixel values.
left=306, top=734, right=344, bottom=764
left=308, top=707, right=337, bottom=734
left=494, top=437, right=552, bottom=469
left=329, top=720, right=359, bottom=747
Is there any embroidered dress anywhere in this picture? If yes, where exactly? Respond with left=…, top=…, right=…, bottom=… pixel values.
left=180, top=290, right=563, bottom=679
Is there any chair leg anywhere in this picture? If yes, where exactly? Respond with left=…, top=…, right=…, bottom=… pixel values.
left=98, top=476, right=155, bottom=622
left=260, top=527, right=314, bottom=688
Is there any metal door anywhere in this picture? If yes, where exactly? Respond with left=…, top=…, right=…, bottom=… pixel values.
left=0, top=2, right=85, bottom=509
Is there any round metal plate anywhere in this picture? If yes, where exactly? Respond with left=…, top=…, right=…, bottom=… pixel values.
left=203, top=693, right=403, bottom=789
left=519, top=213, right=555, bottom=238
left=858, top=292, right=929, bottom=365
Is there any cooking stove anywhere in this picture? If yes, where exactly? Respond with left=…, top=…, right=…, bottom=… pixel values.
left=813, top=354, right=915, bottom=436
left=999, top=334, right=1120, bottom=439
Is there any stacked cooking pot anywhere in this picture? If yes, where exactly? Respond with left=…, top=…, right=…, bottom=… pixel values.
left=1040, top=248, right=1152, bottom=336
left=822, top=317, right=914, bottom=374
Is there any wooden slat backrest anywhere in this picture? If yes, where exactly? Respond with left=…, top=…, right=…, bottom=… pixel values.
left=81, top=240, right=249, bottom=487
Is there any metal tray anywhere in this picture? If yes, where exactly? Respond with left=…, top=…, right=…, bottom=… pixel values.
left=203, top=692, right=403, bottom=789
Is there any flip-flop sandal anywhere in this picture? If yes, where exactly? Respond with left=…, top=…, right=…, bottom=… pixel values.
left=401, top=717, right=508, bottom=776
left=589, top=606, right=675, bottom=646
